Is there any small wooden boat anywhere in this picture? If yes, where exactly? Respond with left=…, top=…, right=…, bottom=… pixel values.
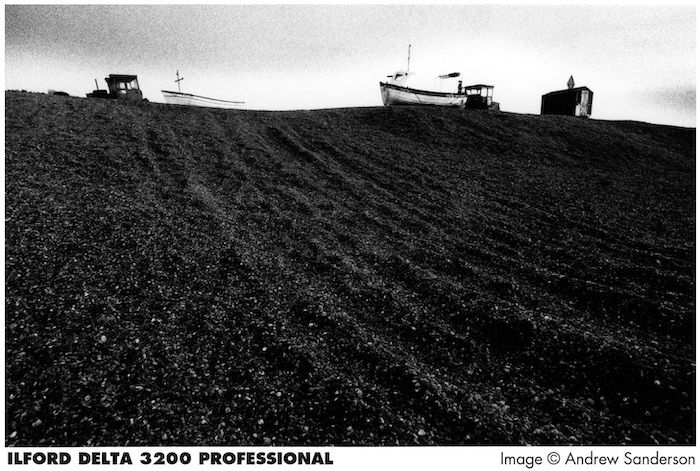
left=161, top=90, right=245, bottom=109
left=161, top=70, right=244, bottom=109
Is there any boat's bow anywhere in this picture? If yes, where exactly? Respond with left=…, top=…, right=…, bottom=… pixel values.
left=379, top=82, right=391, bottom=106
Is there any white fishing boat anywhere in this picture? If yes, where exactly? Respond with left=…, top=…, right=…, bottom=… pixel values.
left=162, top=90, right=245, bottom=109
left=379, top=46, right=498, bottom=110
left=162, top=70, right=244, bottom=109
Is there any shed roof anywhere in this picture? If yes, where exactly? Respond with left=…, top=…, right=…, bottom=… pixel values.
left=542, top=86, right=592, bottom=97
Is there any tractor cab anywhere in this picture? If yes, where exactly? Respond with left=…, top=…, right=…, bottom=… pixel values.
left=105, top=75, right=142, bottom=101
left=87, top=74, right=143, bottom=101
left=463, top=84, right=494, bottom=109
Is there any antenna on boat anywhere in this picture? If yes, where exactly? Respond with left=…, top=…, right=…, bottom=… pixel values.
left=175, top=70, right=184, bottom=93
left=407, top=44, right=411, bottom=76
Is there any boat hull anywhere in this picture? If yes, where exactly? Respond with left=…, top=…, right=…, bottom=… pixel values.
left=162, top=90, right=244, bottom=109
left=380, top=82, right=466, bottom=107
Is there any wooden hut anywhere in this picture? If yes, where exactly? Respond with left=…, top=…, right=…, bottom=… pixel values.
left=541, top=76, right=593, bottom=117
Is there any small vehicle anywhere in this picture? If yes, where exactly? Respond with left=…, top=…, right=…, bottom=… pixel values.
left=87, top=74, right=143, bottom=101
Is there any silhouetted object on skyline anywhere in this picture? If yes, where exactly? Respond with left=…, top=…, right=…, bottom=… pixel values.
left=380, top=79, right=498, bottom=109
left=541, top=76, right=593, bottom=117
left=380, top=45, right=499, bottom=109
left=86, top=74, right=143, bottom=101
left=175, top=70, right=184, bottom=92
left=161, top=70, right=245, bottom=109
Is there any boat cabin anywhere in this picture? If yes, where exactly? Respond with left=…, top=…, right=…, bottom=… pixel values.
left=87, top=74, right=143, bottom=101
left=387, top=71, right=410, bottom=87
left=463, top=84, right=494, bottom=109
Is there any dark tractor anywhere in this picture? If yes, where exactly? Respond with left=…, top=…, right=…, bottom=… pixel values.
left=87, top=74, right=143, bottom=101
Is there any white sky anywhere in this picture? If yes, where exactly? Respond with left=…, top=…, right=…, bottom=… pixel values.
left=4, top=4, right=696, bottom=126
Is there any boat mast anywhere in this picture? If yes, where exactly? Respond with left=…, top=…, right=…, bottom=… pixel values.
left=407, top=44, right=411, bottom=76
left=175, top=70, right=184, bottom=93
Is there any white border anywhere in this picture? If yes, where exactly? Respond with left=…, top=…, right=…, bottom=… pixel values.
left=2, top=2, right=698, bottom=470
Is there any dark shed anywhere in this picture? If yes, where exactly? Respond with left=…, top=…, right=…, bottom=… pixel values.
left=541, top=77, right=593, bottom=117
